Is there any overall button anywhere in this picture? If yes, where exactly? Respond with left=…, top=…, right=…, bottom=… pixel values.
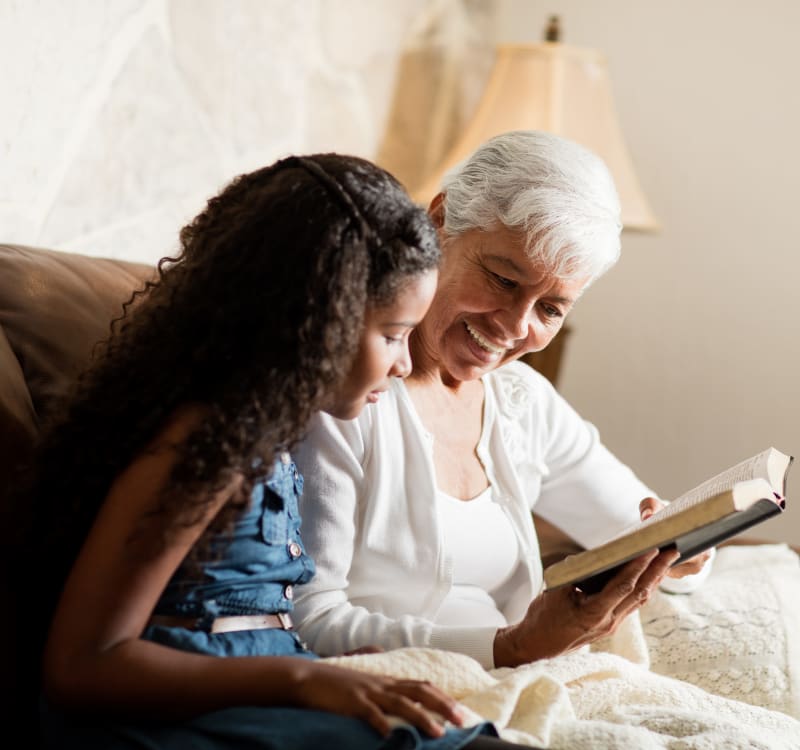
left=288, top=541, right=302, bottom=558
left=284, top=585, right=294, bottom=600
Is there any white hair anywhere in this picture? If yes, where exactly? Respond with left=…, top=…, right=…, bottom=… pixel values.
left=440, top=130, right=622, bottom=282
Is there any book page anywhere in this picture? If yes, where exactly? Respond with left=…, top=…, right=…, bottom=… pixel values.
left=602, top=450, right=776, bottom=543
left=670, top=449, right=773, bottom=508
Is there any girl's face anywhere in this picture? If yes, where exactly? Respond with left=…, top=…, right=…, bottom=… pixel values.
left=325, top=269, right=438, bottom=420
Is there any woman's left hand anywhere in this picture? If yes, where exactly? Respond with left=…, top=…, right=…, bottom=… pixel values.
left=638, top=496, right=713, bottom=577
left=494, top=547, right=680, bottom=666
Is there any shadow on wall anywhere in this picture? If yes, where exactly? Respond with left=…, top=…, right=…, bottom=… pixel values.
left=373, top=2, right=571, bottom=388
left=373, top=1, right=495, bottom=199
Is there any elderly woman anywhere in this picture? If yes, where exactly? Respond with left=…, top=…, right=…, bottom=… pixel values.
left=293, top=131, right=709, bottom=670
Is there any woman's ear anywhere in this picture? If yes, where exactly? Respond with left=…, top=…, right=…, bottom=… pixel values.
left=427, top=192, right=446, bottom=229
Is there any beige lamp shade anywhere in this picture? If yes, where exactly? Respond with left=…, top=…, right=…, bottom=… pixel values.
left=412, top=43, right=660, bottom=231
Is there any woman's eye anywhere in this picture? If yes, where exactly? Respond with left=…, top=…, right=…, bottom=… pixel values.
left=541, top=304, right=563, bottom=319
left=491, top=272, right=516, bottom=289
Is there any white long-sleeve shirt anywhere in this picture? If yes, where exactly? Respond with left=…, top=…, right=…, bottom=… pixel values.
left=293, top=361, right=684, bottom=668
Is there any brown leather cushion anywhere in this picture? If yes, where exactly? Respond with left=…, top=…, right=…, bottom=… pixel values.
left=0, top=244, right=154, bottom=507
left=0, top=243, right=155, bottom=726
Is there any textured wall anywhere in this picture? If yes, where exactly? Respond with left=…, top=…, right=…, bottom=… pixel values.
left=2, top=0, right=488, bottom=264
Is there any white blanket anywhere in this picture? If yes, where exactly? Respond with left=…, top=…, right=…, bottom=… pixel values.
left=643, top=543, right=800, bottom=718
left=323, top=544, right=800, bottom=749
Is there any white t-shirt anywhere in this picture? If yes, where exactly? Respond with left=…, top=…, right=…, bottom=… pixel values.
left=435, top=485, right=519, bottom=627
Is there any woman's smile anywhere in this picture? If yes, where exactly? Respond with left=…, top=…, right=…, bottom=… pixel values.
left=464, top=321, right=506, bottom=355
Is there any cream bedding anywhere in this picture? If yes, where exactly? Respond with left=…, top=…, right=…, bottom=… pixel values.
left=323, top=544, right=800, bottom=749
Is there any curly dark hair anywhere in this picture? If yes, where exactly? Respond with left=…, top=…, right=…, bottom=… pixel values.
left=24, top=153, right=439, bottom=648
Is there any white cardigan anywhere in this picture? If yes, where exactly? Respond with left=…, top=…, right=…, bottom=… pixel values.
left=293, top=361, right=658, bottom=668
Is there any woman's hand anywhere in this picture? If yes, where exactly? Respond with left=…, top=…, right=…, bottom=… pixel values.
left=288, top=660, right=465, bottom=738
left=342, top=645, right=385, bottom=656
left=639, top=497, right=713, bottom=577
left=494, top=547, right=680, bottom=667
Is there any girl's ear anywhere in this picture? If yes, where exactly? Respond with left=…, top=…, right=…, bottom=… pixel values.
left=427, top=192, right=446, bottom=229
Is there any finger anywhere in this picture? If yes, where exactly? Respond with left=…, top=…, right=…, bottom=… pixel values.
left=343, top=645, right=385, bottom=656
left=650, top=547, right=682, bottom=578
left=639, top=497, right=661, bottom=521
left=376, top=693, right=446, bottom=737
left=667, top=550, right=711, bottom=577
left=356, top=700, right=393, bottom=738
left=596, top=549, right=659, bottom=607
left=614, top=548, right=680, bottom=617
left=395, top=681, right=464, bottom=727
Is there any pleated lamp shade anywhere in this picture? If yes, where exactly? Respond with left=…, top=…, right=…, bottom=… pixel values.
left=412, top=42, right=660, bottom=232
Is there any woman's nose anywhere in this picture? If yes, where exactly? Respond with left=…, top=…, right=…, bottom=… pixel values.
left=502, top=298, right=534, bottom=341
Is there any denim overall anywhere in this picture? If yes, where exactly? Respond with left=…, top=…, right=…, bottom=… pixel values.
left=43, top=454, right=496, bottom=750
left=143, top=453, right=315, bottom=658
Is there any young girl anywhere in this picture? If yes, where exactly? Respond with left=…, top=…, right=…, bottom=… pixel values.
left=23, top=155, right=520, bottom=749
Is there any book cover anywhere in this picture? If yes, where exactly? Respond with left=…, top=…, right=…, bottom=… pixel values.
left=543, top=447, right=793, bottom=594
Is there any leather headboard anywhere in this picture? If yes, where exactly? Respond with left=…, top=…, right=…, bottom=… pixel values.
left=0, top=243, right=155, bottom=508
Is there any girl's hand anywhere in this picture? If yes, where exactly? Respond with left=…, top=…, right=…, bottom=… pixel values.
left=494, top=547, right=680, bottom=667
left=288, top=660, right=465, bottom=738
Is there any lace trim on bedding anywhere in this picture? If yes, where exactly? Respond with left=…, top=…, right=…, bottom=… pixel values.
left=641, top=545, right=799, bottom=718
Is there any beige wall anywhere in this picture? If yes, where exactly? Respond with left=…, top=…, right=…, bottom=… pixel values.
left=4, top=0, right=799, bottom=544
left=493, top=0, right=800, bottom=545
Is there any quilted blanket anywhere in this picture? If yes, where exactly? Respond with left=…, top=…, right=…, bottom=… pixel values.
left=323, top=544, right=800, bottom=749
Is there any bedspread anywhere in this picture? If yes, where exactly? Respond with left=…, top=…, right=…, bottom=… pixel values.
left=323, top=544, right=800, bottom=749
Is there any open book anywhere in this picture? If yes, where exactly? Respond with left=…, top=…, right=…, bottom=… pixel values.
left=543, top=447, right=793, bottom=594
